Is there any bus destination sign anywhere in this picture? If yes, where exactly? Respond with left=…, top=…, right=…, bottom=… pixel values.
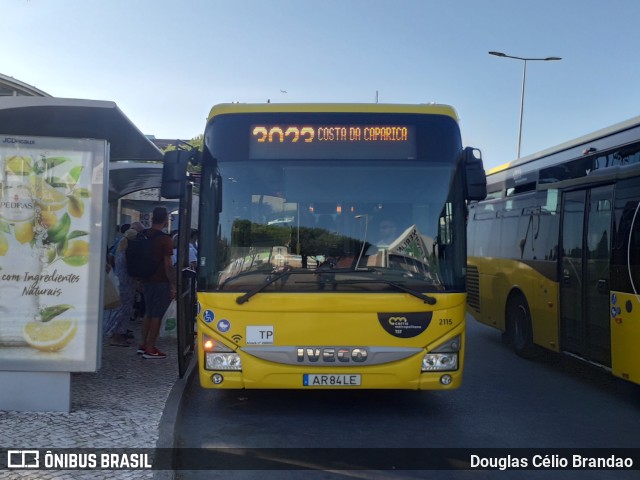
left=249, top=125, right=416, bottom=160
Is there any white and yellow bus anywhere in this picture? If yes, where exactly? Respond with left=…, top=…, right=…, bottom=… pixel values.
left=181, top=103, right=486, bottom=390
left=467, top=116, right=640, bottom=386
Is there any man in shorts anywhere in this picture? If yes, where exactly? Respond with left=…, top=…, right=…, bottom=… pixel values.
left=138, top=207, right=176, bottom=359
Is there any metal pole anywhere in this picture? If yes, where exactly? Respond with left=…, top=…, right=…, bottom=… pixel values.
left=488, top=51, right=561, bottom=159
left=517, top=60, right=527, bottom=159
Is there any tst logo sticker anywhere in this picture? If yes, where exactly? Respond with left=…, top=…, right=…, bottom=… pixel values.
left=246, top=326, right=274, bottom=345
left=377, top=312, right=432, bottom=338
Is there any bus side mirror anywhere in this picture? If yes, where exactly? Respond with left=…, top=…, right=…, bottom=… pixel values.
left=161, top=149, right=200, bottom=199
left=463, top=147, right=487, bottom=201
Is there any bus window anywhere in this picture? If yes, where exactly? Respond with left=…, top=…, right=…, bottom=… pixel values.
left=543, top=189, right=559, bottom=213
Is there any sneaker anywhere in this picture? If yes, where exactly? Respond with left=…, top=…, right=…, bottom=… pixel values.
left=136, top=345, right=146, bottom=355
left=142, top=348, right=167, bottom=359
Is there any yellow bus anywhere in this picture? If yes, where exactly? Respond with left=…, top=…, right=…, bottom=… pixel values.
left=467, top=116, right=640, bottom=386
left=176, top=103, right=486, bottom=390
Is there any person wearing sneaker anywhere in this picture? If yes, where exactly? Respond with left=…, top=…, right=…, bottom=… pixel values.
left=139, top=207, right=176, bottom=360
left=107, top=224, right=146, bottom=348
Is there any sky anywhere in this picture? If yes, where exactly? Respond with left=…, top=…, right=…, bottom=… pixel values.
left=4, top=0, right=640, bottom=170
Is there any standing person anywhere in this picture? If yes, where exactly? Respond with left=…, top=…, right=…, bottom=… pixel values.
left=188, top=229, right=199, bottom=270
left=104, top=227, right=140, bottom=346
left=102, top=263, right=122, bottom=342
left=171, top=233, right=180, bottom=266
left=172, top=230, right=198, bottom=269
left=127, top=222, right=145, bottom=324
left=123, top=222, right=144, bottom=337
left=138, top=207, right=175, bottom=359
left=130, top=221, right=145, bottom=234
left=107, top=223, right=130, bottom=269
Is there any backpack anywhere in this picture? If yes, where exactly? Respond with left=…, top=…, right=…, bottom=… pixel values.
left=125, top=229, right=165, bottom=278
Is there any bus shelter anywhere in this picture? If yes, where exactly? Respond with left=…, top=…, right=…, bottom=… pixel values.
left=0, top=96, right=164, bottom=411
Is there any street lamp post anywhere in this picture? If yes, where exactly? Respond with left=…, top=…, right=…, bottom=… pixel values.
left=489, top=51, right=561, bottom=159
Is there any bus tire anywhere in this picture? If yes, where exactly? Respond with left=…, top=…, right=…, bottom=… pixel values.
left=507, top=294, right=536, bottom=359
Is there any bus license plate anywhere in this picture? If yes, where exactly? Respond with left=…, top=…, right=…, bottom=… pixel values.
left=303, top=374, right=361, bottom=387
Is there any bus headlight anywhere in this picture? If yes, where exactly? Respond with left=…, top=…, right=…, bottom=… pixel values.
left=422, top=335, right=460, bottom=372
left=422, top=353, right=458, bottom=371
left=205, top=352, right=242, bottom=371
left=203, top=334, right=242, bottom=371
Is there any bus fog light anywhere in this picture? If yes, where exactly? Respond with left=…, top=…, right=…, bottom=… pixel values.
left=440, top=374, right=453, bottom=385
left=212, top=373, right=224, bottom=384
left=422, top=353, right=458, bottom=372
left=205, top=352, right=242, bottom=371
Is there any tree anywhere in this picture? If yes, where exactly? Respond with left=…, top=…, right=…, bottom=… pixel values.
left=162, top=134, right=203, bottom=175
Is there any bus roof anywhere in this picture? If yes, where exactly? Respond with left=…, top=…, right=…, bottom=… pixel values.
left=487, top=114, right=640, bottom=178
left=207, top=103, right=459, bottom=122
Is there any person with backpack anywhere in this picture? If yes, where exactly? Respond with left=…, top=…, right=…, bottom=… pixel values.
left=107, top=223, right=130, bottom=269
left=133, top=207, right=175, bottom=359
left=104, top=223, right=144, bottom=346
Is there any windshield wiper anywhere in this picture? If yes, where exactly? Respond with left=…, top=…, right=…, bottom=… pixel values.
left=333, top=279, right=437, bottom=305
left=236, top=270, right=299, bottom=305
left=235, top=269, right=437, bottom=305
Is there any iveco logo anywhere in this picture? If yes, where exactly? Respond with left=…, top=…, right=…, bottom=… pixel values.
left=297, top=347, right=368, bottom=363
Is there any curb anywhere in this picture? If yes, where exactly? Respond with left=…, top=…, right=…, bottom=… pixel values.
left=154, top=355, right=197, bottom=480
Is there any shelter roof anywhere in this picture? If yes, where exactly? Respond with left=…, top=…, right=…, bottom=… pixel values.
left=0, top=96, right=163, bottom=162
left=0, top=73, right=51, bottom=97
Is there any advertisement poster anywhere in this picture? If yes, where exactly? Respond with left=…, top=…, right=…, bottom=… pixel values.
left=0, top=135, right=107, bottom=372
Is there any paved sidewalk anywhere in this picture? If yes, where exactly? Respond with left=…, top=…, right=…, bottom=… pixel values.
left=0, top=320, right=191, bottom=480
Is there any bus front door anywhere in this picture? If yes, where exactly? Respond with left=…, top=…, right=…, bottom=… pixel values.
left=560, top=186, right=613, bottom=367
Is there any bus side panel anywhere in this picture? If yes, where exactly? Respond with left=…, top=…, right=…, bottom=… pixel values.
left=530, top=269, right=560, bottom=353
left=474, top=256, right=506, bottom=330
left=506, top=261, right=560, bottom=352
left=471, top=256, right=559, bottom=352
left=610, top=292, right=640, bottom=385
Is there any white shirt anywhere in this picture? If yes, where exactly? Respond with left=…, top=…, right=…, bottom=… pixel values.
left=172, top=244, right=198, bottom=267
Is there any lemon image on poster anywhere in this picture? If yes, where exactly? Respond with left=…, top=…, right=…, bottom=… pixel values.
left=0, top=155, right=38, bottom=345
left=14, top=219, right=35, bottom=244
left=0, top=136, right=106, bottom=376
left=22, top=304, right=77, bottom=352
left=23, top=318, right=77, bottom=352
left=30, top=176, right=68, bottom=212
left=5, top=155, right=32, bottom=176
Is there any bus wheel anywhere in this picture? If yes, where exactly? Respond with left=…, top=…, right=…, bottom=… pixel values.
left=507, top=294, right=536, bottom=358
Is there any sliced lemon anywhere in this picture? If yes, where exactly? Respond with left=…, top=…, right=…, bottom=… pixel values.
left=5, top=155, right=32, bottom=175
left=23, top=318, right=77, bottom=352
left=30, top=177, right=68, bottom=212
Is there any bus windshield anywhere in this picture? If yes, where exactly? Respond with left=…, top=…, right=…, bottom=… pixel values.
left=212, top=158, right=463, bottom=293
